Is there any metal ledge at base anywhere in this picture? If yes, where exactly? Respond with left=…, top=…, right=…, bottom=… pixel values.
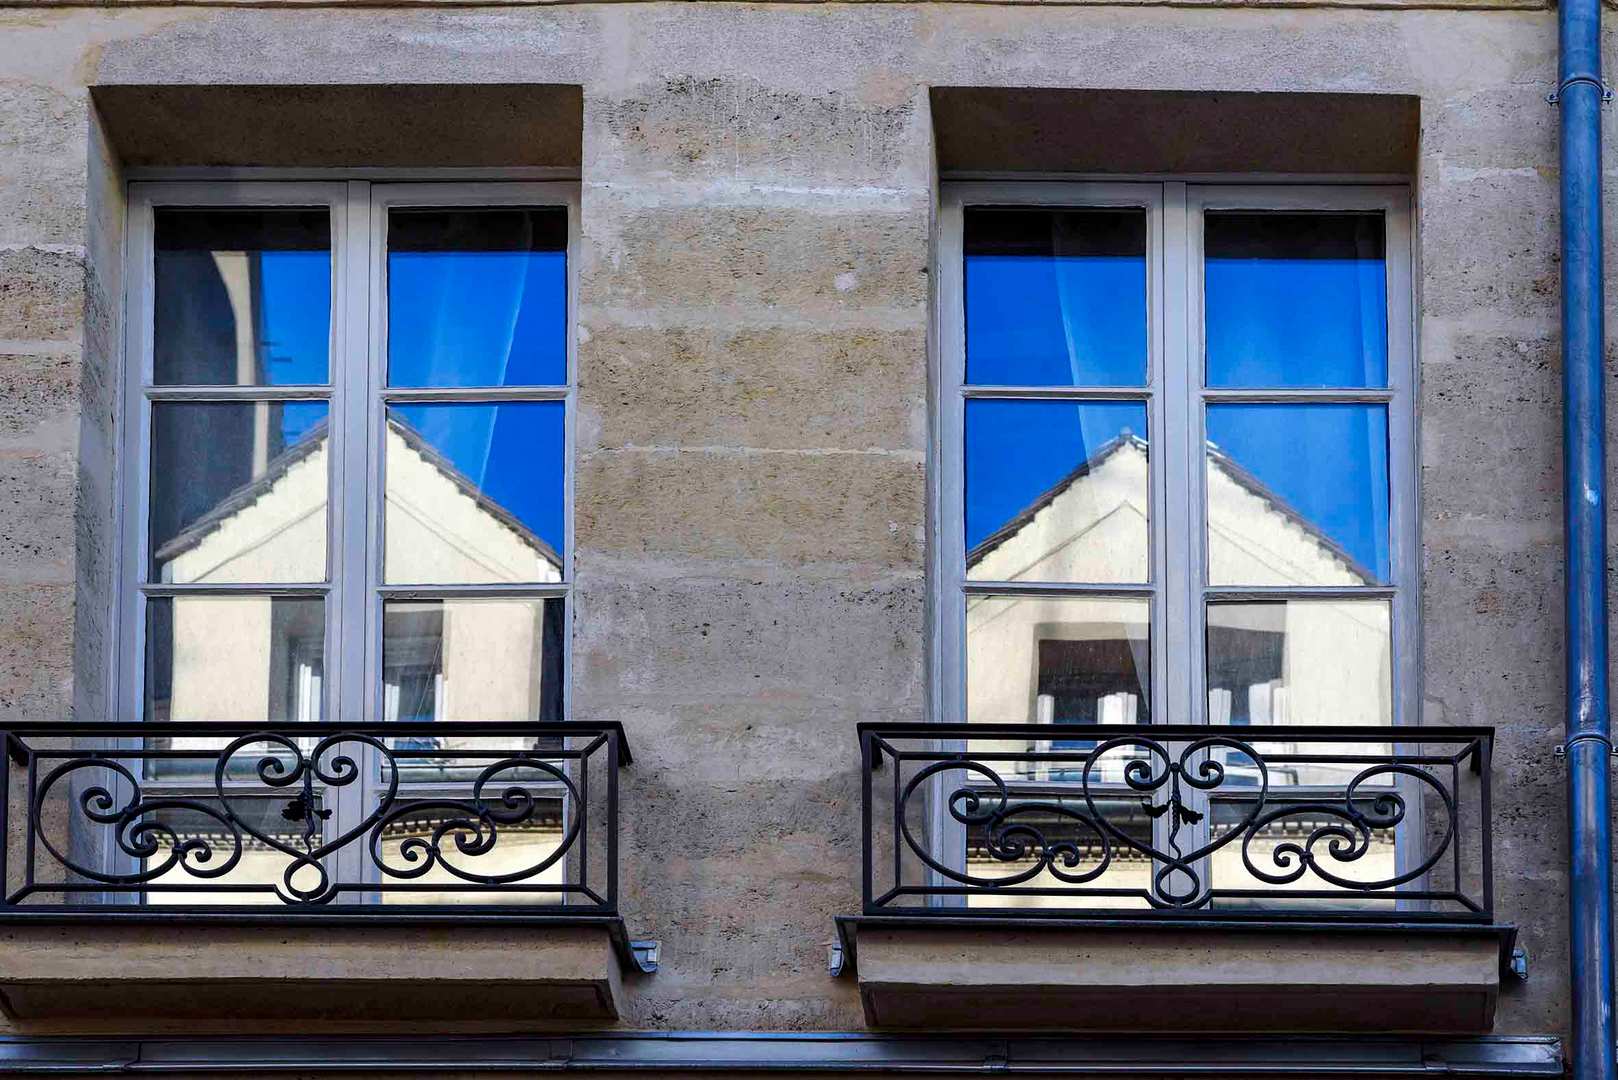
left=834, top=917, right=1518, bottom=1034
left=0, top=914, right=656, bottom=1024
left=0, top=1032, right=1566, bottom=1075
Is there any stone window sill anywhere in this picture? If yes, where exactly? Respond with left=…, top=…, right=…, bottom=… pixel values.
left=0, top=914, right=655, bottom=1025
left=833, top=915, right=1517, bottom=1034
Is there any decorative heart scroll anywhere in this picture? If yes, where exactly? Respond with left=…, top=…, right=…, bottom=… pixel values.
left=895, top=734, right=1455, bottom=909
left=30, top=732, right=579, bottom=905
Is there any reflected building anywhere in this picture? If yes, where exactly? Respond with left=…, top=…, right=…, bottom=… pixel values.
left=142, top=410, right=567, bottom=906
left=147, top=415, right=562, bottom=729
left=962, top=433, right=1397, bottom=907
left=966, top=433, right=1391, bottom=732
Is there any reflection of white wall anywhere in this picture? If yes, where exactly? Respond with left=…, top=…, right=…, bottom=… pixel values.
left=404, top=599, right=544, bottom=725
left=210, top=249, right=271, bottom=468
left=966, top=855, right=1153, bottom=911
left=966, top=438, right=1389, bottom=729
left=169, top=596, right=278, bottom=723
left=160, top=438, right=327, bottom=585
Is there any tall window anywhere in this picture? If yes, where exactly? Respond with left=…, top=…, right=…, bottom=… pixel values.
left=121, top=182, right=575, bottom=736
left=936, top=183, right=1414, bottom=731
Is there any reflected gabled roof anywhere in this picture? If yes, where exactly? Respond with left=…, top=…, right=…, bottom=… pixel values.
left=964, top=433, right=1374, bottom=585
left=965, top=432, right=1144, bottom=570
left=152, top=415, right=561, bottom=573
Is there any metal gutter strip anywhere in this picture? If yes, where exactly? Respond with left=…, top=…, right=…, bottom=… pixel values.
left=0, top=1033, right=1566, bottom=1075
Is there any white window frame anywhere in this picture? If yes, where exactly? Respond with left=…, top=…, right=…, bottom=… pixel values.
left=932, top=180, right=1419, bottom=731
left=114, top=180, right=579, bottom=882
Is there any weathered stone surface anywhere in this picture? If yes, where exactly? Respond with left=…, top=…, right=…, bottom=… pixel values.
left=580, top=324, right=927, bottom=454
left=0, top=248, right=83, bottom=345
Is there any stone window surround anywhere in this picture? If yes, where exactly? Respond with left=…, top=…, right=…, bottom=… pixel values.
left=109, top=179, right=580, bottom=867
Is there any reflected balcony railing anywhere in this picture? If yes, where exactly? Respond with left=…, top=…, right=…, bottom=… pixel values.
left=0, top=722, right=627, bottom=914
left=860, top=722, right=1492, bottom=919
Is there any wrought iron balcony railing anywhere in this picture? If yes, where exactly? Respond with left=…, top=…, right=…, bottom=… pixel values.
left=860, top=723, right=1493, bottom=919
left=0, top=722, right=627, bottom=914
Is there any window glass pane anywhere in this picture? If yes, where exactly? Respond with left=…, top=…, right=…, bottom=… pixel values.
left=382, top=597, right=563, bottom=725
left=153, top=208, right=331, bottom=386
left=1204, top=212, right=1387, bottom=388
left=965, top=208, right=1147, bottom=387
left=966, top=400, right=1148, bottom=584
left=1205, top=403, right=1389, bottom=586
left=967, top=595, right=1149, bottom=724
left=1206, top=599, right=1391, bottom=727
left=144, top=595, right=325, bottom=724
left=387, top=208, right=567, bottom=388
left=383, top=402, right=564, bottom=585
left=149, top=402, right=328, bottom=584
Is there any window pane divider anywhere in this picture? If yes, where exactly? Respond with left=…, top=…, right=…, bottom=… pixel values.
left=377, top=582, right=568, bottom=598
left=1201, top=387, right=1394, bottom=404
left=1203, top=585, right=1396, bottom=601
left=960, top=385, right=1151, bottom=401
left=962, top=580, right=1154, bottom=597
left=144, top=385, right=333, bottom=402
left=380, top=385, right=568, bottom=403
left=139, top=582, right=330, bottom=597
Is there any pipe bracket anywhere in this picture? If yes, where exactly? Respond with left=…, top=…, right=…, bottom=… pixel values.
left=1548, top=74, right=1614, bottom=105
left=1553, top=732, right=1618, bottom=760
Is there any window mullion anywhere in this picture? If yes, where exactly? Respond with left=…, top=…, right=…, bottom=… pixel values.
left=1159, top=181, right=1196, bottom=728
left=329, top=180, right=374, bottom=889
left=334, top=180, right=374, bottom=732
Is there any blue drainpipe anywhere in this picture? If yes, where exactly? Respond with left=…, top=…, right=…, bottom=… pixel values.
left=1555, top=1, right=1615, bottom=1078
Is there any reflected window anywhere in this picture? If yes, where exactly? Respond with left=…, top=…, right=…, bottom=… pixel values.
left=382, top=598, right=563, bottom=725
left=966, top=595, right=1150, bottom=727
left=1206, top=599, right=1392, bottom=728
left=122, top=185, right=576, bottom=894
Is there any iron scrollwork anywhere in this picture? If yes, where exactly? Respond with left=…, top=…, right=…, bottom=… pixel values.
left=893, top=733, right=1459, bottom=910
left=29, top=731, right=584, bottom=906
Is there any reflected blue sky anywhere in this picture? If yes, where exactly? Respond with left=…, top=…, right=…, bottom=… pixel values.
left=387, top=209, right=567, bottom=388
left=153, top=207, right=331, bottom=388
left=257, top=253, right=332, bottom=386
left=1206, top=403, right=1390, bottom=582
left=275, top=401, right=328, bottom=448
left=1204, top=212, right=1387, bottom=388
left=389, top=401, right=565, bottom=557
left=965, top=209, right=1147, bottom=387
left=964, top=399, right=1146, bottom=553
